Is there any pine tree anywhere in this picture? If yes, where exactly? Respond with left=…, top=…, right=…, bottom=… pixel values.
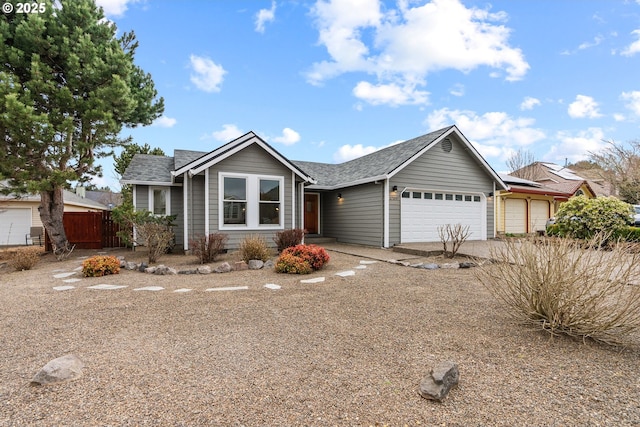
left=0, top=0, right=164, bottom=258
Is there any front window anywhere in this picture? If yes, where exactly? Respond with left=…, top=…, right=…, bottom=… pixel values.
left=219, top=173, right=284, bottom=229
left=223, top=177, right=247, bottom=225
left=149, top=187, right=170, bottom=215
left=259, top=179, right=280, bottom=225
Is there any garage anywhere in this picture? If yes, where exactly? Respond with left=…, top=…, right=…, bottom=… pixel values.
left=530, top=200, right=550, bottom=233
left=0, top=208, right=31, bottom=245
left=504, top=198, right=527, bottom=234
left=400, top=190, right=485, bottom=243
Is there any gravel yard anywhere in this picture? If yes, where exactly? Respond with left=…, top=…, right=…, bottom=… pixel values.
left=0, top=247, right=639, bottom=426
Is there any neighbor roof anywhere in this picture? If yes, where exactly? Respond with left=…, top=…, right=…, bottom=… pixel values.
left=0, top=181, right=109, bottom=210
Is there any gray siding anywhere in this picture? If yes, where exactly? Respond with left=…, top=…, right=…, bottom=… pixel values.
left=389, top=135, right=494, bottom=245
left=204, top=144, right=295, bottom=249
left=170, top=186, right=184, bottom=251
left=134, top=185, right=149, bottom=211
left=185, top=174, right=205, bottom=243
left=322, top=183, right=383, bottom=246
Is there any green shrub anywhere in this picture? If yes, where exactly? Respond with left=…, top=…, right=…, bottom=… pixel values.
left=275, top=244, right=330, bottom=274
left=82, top=255, right=121, bottom=277
left=273, top=228, right=305, bottom=252
left=476, top=235, right=640, bottom=346
left=10, top=246, right=42, bottom=271
left=545, top=224, right=560, bottom=236
left=238, top=235, right=271, bottom=262
left=554, top=195, right=633, bottom=239
left=614, top=226, right=640, bottom=242
left=190, top=233, right=228, bottom=264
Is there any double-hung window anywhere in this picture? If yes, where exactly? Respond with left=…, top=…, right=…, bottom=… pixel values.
left=220, top=173, right=284, bottom=229
left=149, top=187, right=171, bottom=215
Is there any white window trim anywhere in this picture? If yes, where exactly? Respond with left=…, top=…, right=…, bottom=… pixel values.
left=148, top=186, right=171, bottom=216
left=218, top=172, right=285, bottom=230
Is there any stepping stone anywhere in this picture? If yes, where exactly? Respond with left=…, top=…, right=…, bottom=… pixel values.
left=53, top=272, right=76, bottom=279
left=335, top=270, right=356, bottom=277
left=205, top=286, right=249, bottom=292
left=133, top=286, right=164, bottom=292
left=53, top=286, right=76, bottom=291
left=87, top=284, right=127, bottom=290
left=52, top=269, right=66, bottom=272
left=355, top=265, right=367, bottom=270
left=359, top=260, right=377, bottom=265
left=76, top=256, right=89, bottom=260
left=63, top=278, right=82, bottom=283
left=73, top=266, right=83, bottom=271
left=300, top=277, right=325, bottom=284
left=264, top=283, right=281, bottom=290
left=173, top=288, right=193, bottom=293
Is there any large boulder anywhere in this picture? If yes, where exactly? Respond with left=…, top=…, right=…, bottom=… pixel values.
left=31, top=354, right=84, bottom=386
left=197, top=265, right=212, bottom=274
left=419, top=361, right=459, bottom=402
left=233, top=261, right=248, bottom=271
left=215, top=262, right=233, bottom=273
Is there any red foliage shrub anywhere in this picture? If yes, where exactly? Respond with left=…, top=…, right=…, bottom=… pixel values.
left=275, top=244, right=330, bottom=274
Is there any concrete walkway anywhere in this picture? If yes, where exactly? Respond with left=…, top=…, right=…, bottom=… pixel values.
left=323, top=240, right=503, bottom=261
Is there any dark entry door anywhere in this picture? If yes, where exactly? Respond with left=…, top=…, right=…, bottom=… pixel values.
left=304, top=194, right=319, bottom=234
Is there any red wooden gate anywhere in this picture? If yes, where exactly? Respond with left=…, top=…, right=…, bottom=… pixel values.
left=45, top=211, right=127, bottom=250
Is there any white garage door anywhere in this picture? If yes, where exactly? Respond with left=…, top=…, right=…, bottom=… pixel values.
left=504, top=199, right=526, bottom=234
left=400, top=190, right=485, bottom=243
left=530, top=200, right=549, bottom=232
left=0, top=208, right=31, bottom=245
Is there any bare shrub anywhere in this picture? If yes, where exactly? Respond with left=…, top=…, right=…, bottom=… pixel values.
left=190, top=233, right=228, bottom=264
left=273, top=228, right=305, bottom=252
left=475, top=235, right=640, bottom=346
left=238, top=234, right=271, bottom=262
left=10, top=246, right=42, bottom=271
left=438, top=224, right=471, bottom=258
left=136, top=222, right=175, bottom=264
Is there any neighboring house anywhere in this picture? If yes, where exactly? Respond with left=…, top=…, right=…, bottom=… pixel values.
left=121, top=125, right=507, bottom=251
left=496, top=163, right=597, bottom=235
left=83, top=189, right=123, bottom=210
left=0, top=185, right=109, bottom=246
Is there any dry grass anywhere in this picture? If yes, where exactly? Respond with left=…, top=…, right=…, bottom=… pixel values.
left=476, top=236, right=640, bottom=346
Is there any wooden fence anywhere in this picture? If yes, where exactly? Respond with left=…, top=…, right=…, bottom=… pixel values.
left=45, top=211, right=128, bottom=250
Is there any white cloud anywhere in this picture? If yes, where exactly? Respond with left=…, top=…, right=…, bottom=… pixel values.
left=189, top=55, right=226, bottom=93
left=567, top=95, right=602, bottom=119
left=449, top=83, right=465, bottom=97
left=520, top=96, right=541, bottom=111
left=352, top=81, right=429, bottom=106
left=621, top=90, right=640, bottom=117
left=621, top=29, right=640, bottom=57
left=202, top=124, right=244, bottom=142
left=95, top=0, right=139, bottom=17
left=152, top=115, right=177, bottom=128
left=333, top=144, right=378, bottom=162
left=307, top=0, right=529, bottom=106
left=578, top=35, right=604, bottom=50
left=272, top=128, right=301, bottom=145
left=255, top=1, right=276, bottom=33
left=549, top=128, right=607, bottom=164
left=425, top=107, right=546, bottom=161
left=613, top=113, right=626, bottom=122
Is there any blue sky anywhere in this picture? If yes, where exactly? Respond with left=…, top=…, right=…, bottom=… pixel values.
left=93, top=0, right=640, bottom=190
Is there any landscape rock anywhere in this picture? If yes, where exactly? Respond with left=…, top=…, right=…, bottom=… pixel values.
left=138, top=262, right=148, bottom=272
left=410, top=262, right=424, bottom=268
left=233, top=261, right=248, bottom=271
left=119, top=259, right=126, bottom=268
left=31, top=354, right=84, bottom=386
left=178, top=269, right=197, bottom=275
left=216, top=262, right=233, bottom=273
left=151, top=265, right=177, bottom=275
left=125, top=262, right=137, bottom=271
left=197, top=265, right=212, bottom=274
left=248, top=259, right=264, bottom=270
left=441, top=263, right=459, bottom=269
left=264, top=260, right=275, bottom=269
left=419, top=361, right=459, bottom=402
left=421, top=263, right=440, bottom=270
left=144, top=266, right=157, bottom=274
left=458, top=262, right=476, bottom=269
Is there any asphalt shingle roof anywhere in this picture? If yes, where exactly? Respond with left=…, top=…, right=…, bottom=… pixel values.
left=121, top=154, right=174, bottom=183
left=292, top=126, right=453, bottom=187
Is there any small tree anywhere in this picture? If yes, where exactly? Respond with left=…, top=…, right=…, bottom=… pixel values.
left=554, top=195, right=633, bottom=239
left=506, top=148, right=538, bottom=181
left=112, top=209, right=175, bottom=263
left=438, top=224, right=471, bottom=258
left=589, top=139, right=640, bottom=204
left=189, top=233, right=228, bottom=264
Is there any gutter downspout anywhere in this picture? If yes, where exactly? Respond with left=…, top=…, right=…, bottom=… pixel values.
left=383, top=178, right=390, bottom=248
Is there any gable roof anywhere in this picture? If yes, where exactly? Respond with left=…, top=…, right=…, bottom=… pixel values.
left=294, top=125, right=506, bottom=190
left=509, top=162, right=599, bottom=197
left=121, top=126, right=506, bottom=191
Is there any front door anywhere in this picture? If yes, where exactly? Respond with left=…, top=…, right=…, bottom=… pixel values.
left=304, top=193, right=319, bottom=234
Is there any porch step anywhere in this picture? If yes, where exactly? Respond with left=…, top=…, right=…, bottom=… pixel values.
left=304, top=236, right=337, bottom=245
